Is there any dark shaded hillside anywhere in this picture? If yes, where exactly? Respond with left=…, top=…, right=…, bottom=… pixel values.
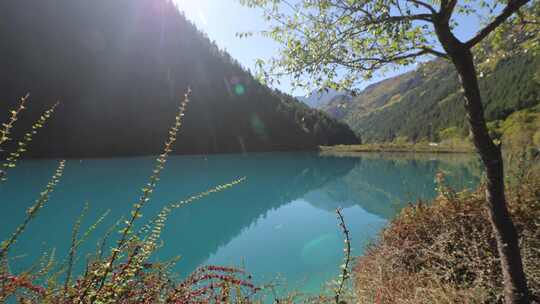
left=323, top=54, right=540, bottom=143
left=0, top=0, right=358, bottom=158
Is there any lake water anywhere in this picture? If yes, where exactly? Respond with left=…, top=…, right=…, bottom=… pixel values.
left=0, top=152, right=480, bottom=297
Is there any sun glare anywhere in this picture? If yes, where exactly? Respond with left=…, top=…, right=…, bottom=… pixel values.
left=173, top=0, right=209, bottom=26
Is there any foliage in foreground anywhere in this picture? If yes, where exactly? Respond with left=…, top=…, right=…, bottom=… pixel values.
left=0, top=92, right=261, bottom=303
left=355, top=157, right=540, bottom=303
left=0, top=93, right=356, bottom=304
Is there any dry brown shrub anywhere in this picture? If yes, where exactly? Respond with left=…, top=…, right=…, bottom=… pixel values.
left=355, top=163, right=540, bottom=303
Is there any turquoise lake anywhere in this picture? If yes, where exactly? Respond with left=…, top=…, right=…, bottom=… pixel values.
left=0, top=152, right=480, bottom=297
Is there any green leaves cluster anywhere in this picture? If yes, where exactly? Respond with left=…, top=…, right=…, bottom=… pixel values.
left=240, top=0, right=539, bottom=94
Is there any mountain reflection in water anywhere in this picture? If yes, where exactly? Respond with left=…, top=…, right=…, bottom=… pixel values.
left=0, top=152, right=479, bottom=294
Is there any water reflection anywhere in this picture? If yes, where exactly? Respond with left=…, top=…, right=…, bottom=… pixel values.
left=0, top=152, right=479, bottom=294
left=307, top=152, right=481, bottom=218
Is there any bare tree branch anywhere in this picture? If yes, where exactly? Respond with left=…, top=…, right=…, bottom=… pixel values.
left=465, top=0, right=532, bottom=48
left=336, top=48, right=430, bottom=69
left=381, top=13, right=433, bottom=22
left=421, top=46, right=448, bottom=58
left=438, top=0, right=458, bottom=22
left=406, top=0, right=437, bottom=14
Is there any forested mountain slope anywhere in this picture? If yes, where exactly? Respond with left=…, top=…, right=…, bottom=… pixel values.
left=323, top=53, right=540, bottom=143
left=0, top=0, right=358, bottom=157
left=296, top=89, right=342, bottom=109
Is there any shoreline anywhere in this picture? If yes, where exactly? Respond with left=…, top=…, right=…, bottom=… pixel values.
left=319, top=143, right=476, bottom=154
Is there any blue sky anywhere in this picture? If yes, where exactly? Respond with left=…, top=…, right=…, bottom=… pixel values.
left=173, top=0, right=492, bottom=96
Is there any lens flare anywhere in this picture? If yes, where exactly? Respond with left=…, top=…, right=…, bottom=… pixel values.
left=234, top=84, right=245, bottom=96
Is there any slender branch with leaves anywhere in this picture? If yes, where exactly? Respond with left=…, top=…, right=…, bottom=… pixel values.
left=0, top=90, right=261, bottom=303
left=0, top=96, right=58, bottom=182
left=0, top=94, right=29, bottom=149
left=334, top=208, right=352, bottom=304
left=0, top=160, right=66, bottom=262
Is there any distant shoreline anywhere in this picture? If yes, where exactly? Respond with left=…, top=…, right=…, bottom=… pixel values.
left=320, top=143, right=476, bottom=154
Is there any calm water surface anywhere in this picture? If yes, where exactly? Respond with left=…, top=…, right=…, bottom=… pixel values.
left=0, top=152, right=480, bottom=295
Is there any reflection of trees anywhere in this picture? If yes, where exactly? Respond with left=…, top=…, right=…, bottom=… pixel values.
left=0, top=153, right=357, bottom=278
left=156, top=152, right=357, bottom=276
left=306, top=153, right=480, bottom=219
left=1, top=152, right=479, bottom=279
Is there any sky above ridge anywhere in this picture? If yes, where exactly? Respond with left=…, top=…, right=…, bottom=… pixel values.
left=174, top=0, right=492, bottom=96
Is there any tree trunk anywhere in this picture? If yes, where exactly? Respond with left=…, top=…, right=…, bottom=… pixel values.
left=448, top=47, right=530, bottom=303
